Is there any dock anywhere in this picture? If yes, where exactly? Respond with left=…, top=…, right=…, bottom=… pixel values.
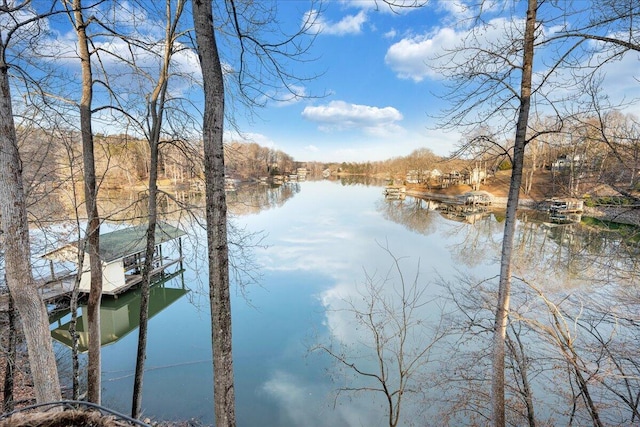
left=41, top=222, right=186, bottom=297
left=384, top=185, right=407, bottom=200
left=547, top=197, right=584, bottom=214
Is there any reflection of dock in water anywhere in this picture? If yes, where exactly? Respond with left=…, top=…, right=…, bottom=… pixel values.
left=548, top=212, right=582, bottom=224
left=439, top=203, right=491, bottom=224
left=50, top=270, right=187, bottom=352
left=546, top=197, right=584, bottom=224
left=384, top=185, right=406, bottom=200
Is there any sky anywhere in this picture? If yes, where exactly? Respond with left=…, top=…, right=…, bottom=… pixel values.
left=223, top=0, right=640, bottom=163
left=7, top=0, right=640, bottom=164
left=227, top=0, right=473, bottom=163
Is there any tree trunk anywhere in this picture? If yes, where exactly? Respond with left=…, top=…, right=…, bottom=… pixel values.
left=491, top=1, right=537, bottom=425
left=3, top=295, right=16, bottom=412
left=131, top=2, right=183, bottom=416
left=72, top=0, right=102, bottom=404
left=68, top=255, right=81, bottom=400
left=192, top=1, right=236, bottom=425
left=131, top=146, right=157, bottom=418
left=0, top=56, right=62, bottom=405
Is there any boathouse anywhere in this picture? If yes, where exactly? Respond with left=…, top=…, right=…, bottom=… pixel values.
left=42, top=222, right=186, bottom=296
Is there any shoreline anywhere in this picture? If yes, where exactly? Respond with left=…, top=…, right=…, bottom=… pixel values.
left=406, top=189, right=640, bottom=226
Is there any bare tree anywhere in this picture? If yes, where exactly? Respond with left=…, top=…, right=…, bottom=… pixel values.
left=434, top=2, right=606, bottom=424
left=315, top=246, right=446, bottom=427
left=62, top=0, right=104, bottom=404
left=0, top=1, right=62, bottom=404
left=190, top=1, right=320, bottom=423
left=131, top=0, right=187, bottom=418
left=488, top=3, right=537, bottom=424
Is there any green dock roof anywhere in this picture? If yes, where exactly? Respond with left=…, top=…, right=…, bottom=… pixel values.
left=98, top=223, right=186, bottom=262
left=43, top=222, right=186, bottom=263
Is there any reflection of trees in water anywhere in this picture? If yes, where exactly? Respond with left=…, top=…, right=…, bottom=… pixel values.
left=437, top=211, right=640, bottom=424
left=226, top=183, right=300, bottom=215
left=440, top=269, right=640, bottom=426
left=513, top=218, right=640, bottom=289
left=381, top=194, right=640, bottom=294
left=445, top=213, right=504, bottom=269
left=377, top=196, right=439, bottom=236
left=86, top=183, right=301, bottom=221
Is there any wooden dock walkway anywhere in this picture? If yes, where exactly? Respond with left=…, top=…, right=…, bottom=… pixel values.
left=0, top=257, right=184, bottom=312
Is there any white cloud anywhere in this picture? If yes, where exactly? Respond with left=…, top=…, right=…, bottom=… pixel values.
left=385, top=17, right=524, bottom=82
left=305, top=145, right=320, bottom=152
left=302, top=100, right=404, bottom=137
left=435, top=0, right=473, bottom=23
left=384, top=28, right=397, bottom=39
left=305, top=9, right=367, bottom=36
left=384, top=27, right=459, bottom=82
left=261, top=370, right=383, bottom=427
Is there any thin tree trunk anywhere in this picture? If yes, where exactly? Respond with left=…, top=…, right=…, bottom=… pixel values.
left=192, top=1, right=236, bottom=425
left=69, top=243, right=84, bottom=400
left=3, top=295, right=15, bottom=412
left=71, top=0, right=102, bottom=404
left=0, top=53, right=62, bottom=405
left=491, top=1, right=537, bottom=425
left=63, top=136, right=85, bottom=401
left=131, top=138, right=158, bottom=419
left=131, top=2, right=183, bottom=416
left=131, top=149, right=157, bottom=418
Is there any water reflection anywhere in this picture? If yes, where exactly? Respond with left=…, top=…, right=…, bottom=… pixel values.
left=334, top=175, right=388, bottom=186
left=378, top=195, right=640, bottom=287
left=377, top=197, right=440, bottom=236
left=226, top=182, right=300, bottom=215
left=90, top=182, right=302, bottom=222
left=45, top=181, right=640, bottom=425
left=50, top=270, right=187, bottom=352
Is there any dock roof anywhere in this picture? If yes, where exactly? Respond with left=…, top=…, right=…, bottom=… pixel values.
left=99, top=223, right=186, bottom=262
left=43, top=222, right=186, bottom=263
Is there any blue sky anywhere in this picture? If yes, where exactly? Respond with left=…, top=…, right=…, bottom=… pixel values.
left=8, top=1, right=640, bottom=164
left=225, top=0, right=640, bottom=163
left=227, top=0, right=467, bottom=162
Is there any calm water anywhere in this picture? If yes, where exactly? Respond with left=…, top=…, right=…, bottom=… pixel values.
left=49, top=180, right=635, bottom=425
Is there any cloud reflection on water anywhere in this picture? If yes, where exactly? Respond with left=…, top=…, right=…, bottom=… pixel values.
left=240, top=181, right=461, bottom=425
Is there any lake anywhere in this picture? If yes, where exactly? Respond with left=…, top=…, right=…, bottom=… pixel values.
left=49, top=179, right=639, bottom=426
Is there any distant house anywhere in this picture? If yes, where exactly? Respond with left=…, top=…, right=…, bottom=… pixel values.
left=440, top=171, right=462, bottom=188
left=42, top=223, right=186, bottom=296
left=552, top=155, right=583, bottom=172
left=296, top=168, right=308, bottom=181
left=430, top=169, right=442, bottom=179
